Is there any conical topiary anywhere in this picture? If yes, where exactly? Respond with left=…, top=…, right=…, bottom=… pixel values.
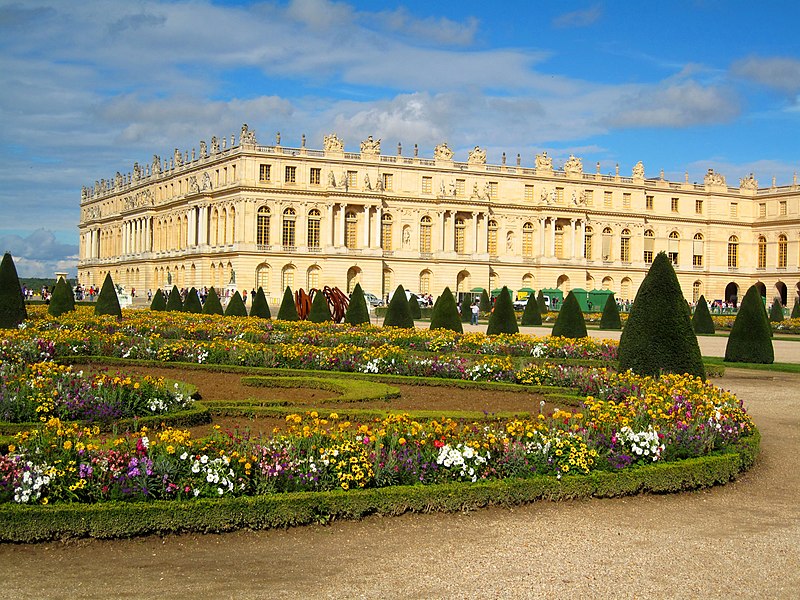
left=65, top=279, right=76, bottom=311
left=429, top=287, right=463, bottom=333
left=792, top=297, right=800, bottom=319
left=486, top=286, right=519, bottom=335
left=184, top=287, right=203, bottom=314
left=520, top=294, right=542, bottom=326
left=277, top=287, right=299, bottom=321
left=225, top=291, right=248, bottom=317
left=725, top=285, right=774, bottom=364
left=691, top=295, right=715, bottom=335
left=768, top=298, right=785, bottom=322
left=344, top=283, right=370, bottom=325
left=166, top=285, right=183, bottom=312
left=598, top=293, right=622, bottom=330
left=551, top=290, right=588, bottom=338
left=536, top=290, right=548, bottom=315
left=48, top=277, right=74, bottom=317
left=250, top=287, right=271, bottom=319
left=460, top=296, right=471, bottom=323
left=308, top=290, right=333, bottom=323
left=383, top=285, right=414, bottom=328
left=202, top=287, right=224, bottom=315
left=408, top=293, right=422, bottom=320
left=479, top=289, right=492, bottom=312
left=0, top=252, right=27, bottom=328
left=95, top=273, right=122, bottom=318
left=618, top=252, right=704, bottom=378
left=150, top=288, right=167, bottom=311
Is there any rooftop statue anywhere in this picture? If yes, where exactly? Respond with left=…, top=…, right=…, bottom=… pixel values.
left=434, top=142, right=454, bottom=161
left=468, top=146, right=486, bottom=165
left=324, top=134, right=344, bottom=153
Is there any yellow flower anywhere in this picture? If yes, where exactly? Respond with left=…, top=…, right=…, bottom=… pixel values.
left=63, top=440, right=73, bottom=450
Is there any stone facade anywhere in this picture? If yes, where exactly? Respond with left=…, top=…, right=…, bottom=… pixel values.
left=78, top=125, right=800, bottom=307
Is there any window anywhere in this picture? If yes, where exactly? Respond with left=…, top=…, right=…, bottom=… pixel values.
left=345, top=212, right=357, bottom=248
left=487, top=181, right=498, bottom=200
left=285, top=166, right=296, bottom=183
left=381, top=213, right=393, bottom=250
left=623, top=193, right=631, bottom=209
left=256, top=264, right=270, bottom=290
left=584, top=226, right=593, bottom=260
left=455, top=179, right=465, bottom=196
left=671, top=197, right=679, bottom=212
left=693, top=233, right=704, bottom=267
left=728, top=236, right=739, bottom=268
left=259, top=164, right=271, bottom=182
left=602, top=227, right=612, bottom=261
left=256, top=206, right=271, bottom=246
left=307, top=209, right=321, bottom=249
left=382, top=173, right=393, bottom=191
left=419, top=216, right=432, bottom=253
left=307, top=267, right=320, bottom=290
left=422, top=176, right=432, bottom=194
left=347, top=170, right=358, bottom=189
left=420, top=270, right=431, bottom=295
left=668, top=231, right=679, bottom=265
left=585, top=190, right=594, bottom=206
left=556, top=187, right=564, bottom=203
left=759, top=203, right=766, bottom=218
left=282, top=267, right=295, bottom=291
left=524, top=185, right=534, bottom=202
left=454, top=217, right=466, bottom=254
left=309, top=168, right=321, bottom=185
left=620, top=229, right=631, bottom=263
left=604, top=191, right=612, bottom=208
left=695, top=199, right=703, bottom=214
left=522, top=222, right=534, bottom=257
left=778, top=234, right=788, bottom=268
left=643, top=229, right=654, bottom=264
left=645, top=195, right=654, bottom=210
left=282, top=208, right=296, bottom=247
left=779, top=201, right=787, bottom=216
left=693, top=281, right=701, bottom=303
left=730, top=202, right=738, bottom=217
left=487, top=220, right=498, bottom=255
left=555, top=224, right=564, bottom=259
left=758, top=236, right=767, bottom=269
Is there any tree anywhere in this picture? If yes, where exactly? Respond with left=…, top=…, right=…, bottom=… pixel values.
left=792, top=297, right=800, bottom=319
left=150, top=288, right=167, bottom=311
left=520, top=295, right=542, bottom=326
left=408, top=293, right=422, bottom=320
left=202, top=287, right=224, bottom=315
left=48, top=277, right=74, bottom=317
left=184, top=287, right=203, bottom=314
left=598, top=293, right=622, bottom=330
left=344, top=283, right=370, bottom=325
left=691, top=295, right=715, bottom=335
left=551, top=291, right=588, bottom=338
left=165, top=285, right=184, bottom=312
left=536, top=290, right=548, bottom=315
left=277, top=287, right=299, bottom=321
left=383, top=285, right=414, bottom=328
left=0, top=252, right=27, bottom=329
left=725, top=285, right=774, bottom=364
left=486, top=286, right=519, bottom=335
left=249, top=287, right=272, bottom=319
left=308, top=290, right=333, bottom=323
left=618, top=252, right=705, bottom=379
left=768, top=298, right=785, bottom=322
left=479, top=289, right=492, bottom=312
left=460, top=296, right=472, bottom=323
left=95, top=273, right=122, bottom=318
left=429, top=287, right=463, bottom=333
left=224, top=291, right=248, bottom=317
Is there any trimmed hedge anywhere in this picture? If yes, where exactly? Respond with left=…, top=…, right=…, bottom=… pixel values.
left=551, top=291, right=587, bottom=338
left=383, top=285, right=414, bottom=328
left=598, top=293, right=621, bottom=330
left=429, top=287, right=463, bottom=333
left=768, top=298, right=785, bottom=322
left=166, top=285, right=184, bottom=312
left=691, top=295, right=716, bottom=335
left=408, top=293, right=422, bottom=320
left=94, top=273, right=122, bottom=318
left=224, top=291, right=248, bottom=317
left=48, top=277, right=74, bottom=317
left=486, top=286, right=519, bottom=335
left=240, top=376, right=399, bottom=403
left=184, top=287, right=203, bottom=314
left=344, top=283, right=370, bottom=325
left=202, top=287, right=224, bottom=315
left=725, top=285, right=774, bottom=364
left=520, top=295, right=542, bottom=326
left=277, top=287, right=299, bottom=321
left=249, top=287, right=272, bottom=319
left=0, top=252, right=27, bottom=329
left=307, top=290, right=332, bottom=323
left=150, top=288, right=167, bottom=311
left=792, top=297, right=800, bottom=319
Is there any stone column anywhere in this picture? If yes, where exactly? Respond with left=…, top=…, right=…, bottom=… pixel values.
left=198, top=206, right=208, bottom=245
left=550, top=218, right=556, bottom=257
left=580, top=220, right=586, bottom=259
left=374, top=206, right=382, bottom=248
left=340, top=204, right=347, bottom=248
left=570, top=218, right=577, bottom=259
left=539, top=218, right=546, bottom=257
left=327, top=204, right=335, bottom=247
left=472, top=212, right=480, bottom=253
left=363, top=205, right=370, bottom=248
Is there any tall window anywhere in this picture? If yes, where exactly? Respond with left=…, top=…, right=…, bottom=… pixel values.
left=345, top=212, right=357, bottom=248
left=347, top=170, right=358, bottom=189
left=419, top=216, right=432, bottom=253
left=307, top=209, right=321, bottom=249
left=643, top=229, right=654, bottom=264
left=309, top=168, right=321, bottom=185
left=778, top=234, right=788, bottom=268
left=487, top=182, right=498, bottom=200
left=555, top=187, right=564, bottom=203
left=307, top=267, right=320, bottom=290
left=455, top=179, right=465, bottom=196
left=422, top=176, right=432, bottom=194
left=604, top=191, right=612, bottom=207
left=522, top=222, right=534, bottom=257
left=671, top=197, right=679, bottom=212
left=285, top=166, right=296, bottom=183
left=645, top=195, right=654, bottom=210
left=256, top=264, right=270, bottom=289
left=555, top=224, right=564, bottom=259
left=779, top=201, right=787, bottom=216
left=487, top=219, right=498, bottom=255
left=620, top=229, right=631, bottom=263
left=668, top=231, right=679, bottom=265
left=695, top=199, right=704, bottom=214
left=257, top=206, right=271, bottom=246
left=524, top=185, right=534, bottom=202
left=585, top=190, right=594, bottom=206
left=759, top=203, right=766, bottom=218
left=454, top=217, right=466, bottom=254
left=693, top=233, right=704, bottom=267
left=282, top=208, right=296, bottom=247
left=584, top=226, right=593, bottom=260
left=420, top=270, right=431, bottom=294
left=602, top=227, right=612, bottom=261
left=693, top=281, right=701, bottom=303
left=758, top=236, right=767, bottom=269
left=259, top=164, right=271, bottom=182
left=623, top=193, right=631, bottom=209
left=381, top=213, right=393, bottom=250
left=382, top=173, right=393, bottom=191
left=282, top=267, right=295, bottom=291
left=728, top=236, right=739, bottom=268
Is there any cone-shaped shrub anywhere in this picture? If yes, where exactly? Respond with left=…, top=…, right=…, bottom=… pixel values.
left=598, top=293, right=622, bottom=330
left=0, top=252, right=27, bottom=328
left=725, top=285, right=774, bottom=364
left=551, top=291, right=588, bottom=338
left=486, top=286, right=519, bottom=335
left=479, top=289, right=492, bottom=312
left=48, top=278, right=74, bottom=317
left=536, top=290, right=548, bottom=315
left=202, top=287, right=224, bottom=315
left=691, top=295, right=715, bottom=335
left=383, top=285, right=414, bottom=328
left=95, top=273, right=122, bottom=318
left=460, top=297, right=471, bottom=323
left=184, top=287, right=203, bottom=314
left=792, top=297, right=800, bottom=319
left=277, top=287, right=299, bottom=321
left=344, top=283, right=370, bottom=325
left=768, top=298, right=785, bottom=322
left=520, top=295, right=542, bottom=326
left=224, top=291, right=248, bottom=317
left=408, top=293, right=422, bottom=320
left=429, top=287, right=463, bottom=333
left=618, top=252, right=704, bottom=378
left=308, top=290, right=333, bottom=323
left=150, top=288, right=167, bottom=311
left=249, top=287, right=271, bottom=319
left=166, top=285, right=184, bottom=312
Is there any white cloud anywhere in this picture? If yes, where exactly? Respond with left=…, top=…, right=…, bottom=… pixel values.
left=552, top=5, right=603, bottom=28
left=0, top=230, right=78, bottom=277
left=732, top=56, right=800, bottom=95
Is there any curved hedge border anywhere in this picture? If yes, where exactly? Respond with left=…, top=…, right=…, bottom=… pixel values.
left=240, top=375, right=400, bottom=403
left=0, top=429, right=759, bottom=542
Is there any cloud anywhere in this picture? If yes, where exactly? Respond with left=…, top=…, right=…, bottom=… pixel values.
left=371, top=7, right=479, bottom=46
left=731, top=56, right=800, bottom=95
left=0, top=229, right=78, bottom=277
left=552, top=5, right=603, bottom=28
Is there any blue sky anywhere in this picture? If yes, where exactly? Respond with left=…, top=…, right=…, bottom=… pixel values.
left=1, top=0, right=799, bottom=276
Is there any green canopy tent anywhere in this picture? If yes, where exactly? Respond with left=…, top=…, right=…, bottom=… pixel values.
left=588, top=289, right=615, bottom=312
left=568, top=287, right=590, bottom=312
left=540, top=288, right=564, bottom=311
left=516, top=287, right=535, bottom=301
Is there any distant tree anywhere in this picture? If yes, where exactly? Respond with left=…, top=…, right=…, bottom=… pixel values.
left=792, top=297, right=800, bottom=319
left=408, top=293, right=422, bottom=320
left=48, top=277, right=74, bottom=317
left=308, top=290, right=333, bottom=323
left=551, top=291, right=588, bottom=338
left=277, top=287, right=299, bottom=321
left=536, top=290, right=548, bottom=315
left=725, top=285, right=774, bottom=364
left=383, top=285, right=414, bottom=328
left=95, top=273, right=122, bottom=318
left=202, top=287, right=224, bottom=315
left=691, top=295, right=715, bottom=335
left=486, top=286, right=519, bottom=335
left=479, top=289, right=492, bottom=312
left=520, top=295, right=542, bottom=326
left=224, top=291, right=248, bottom=317
left=150, top=288, right=167, bottom=311
left=768, top=298, right=785, bottom=322
left=429, top=287, right=463, bottom=333
left=0, top=252, right=28, bottom=328
left=344, top=283, right=370, bottom=325
left=598, top=293, right=622, bottom=330
left=460, top=295, right=471, bottom=323
left=249, top=287, right=271, bottom=319
left=165, top=286, right=184, bottom=312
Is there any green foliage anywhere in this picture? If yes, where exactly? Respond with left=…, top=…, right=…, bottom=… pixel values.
left=249, top=287, right=271, bottom=319
left=48, top=278, right=74, bottom=317
left=791, top=297, right=800, bottom=319
left=691, top=295, right=715, bottom=335
left=308, top=290, right=333, bottom=323
left=150, top=288, right=167, bottom=311
left=408, top=293, right=422, bottom=319
left=725, top=285, right=774, bottom=364
left=277, top=287, right=299, bottom=321
left=383, top=285, right=414, bottom=328
left=551, top=291, right=588, bottom=338
left=344, top=283, right=370, bottom=325
left=184, top=287, right=203, bottom=314
left=202, top=287, right=224, bottom=315
left=618, top=252, right=705, bottom=379
left=429, top=287, right=463, bottom=333
left=536, top=290, right=547, bottom=315
left=0, top=252, right=27, bottom=329
left=94, top=273, right=122, bottom=318
left=224, top=291, right=248, bottom=317
left=598, top=293, right=622, bottom=330
left=460, top=296, right=471, bottom=323
left=520, top=295, right=542, bottom=326
left=768, top=298, right=785, bottom=322
left=487, top=285, right=519, bottom=335
left=479, top=289, right=492, bottom=312
left=165, top=285, right=184, bottom=312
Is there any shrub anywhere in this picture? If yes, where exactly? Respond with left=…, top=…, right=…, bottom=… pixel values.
left=536, top=290, right=548, bottom=315
left=551, top=291, right=588, bottom=338
left=0, top=252, right=27, bottom=329
left=344, top=283, right=370, bottom=325
left=94, top=273, right=122, bottom=318
left=429, top=287, right=463, bottom=333
left=520, top=295, right=542, bottom=326
left=224, top=291, right=248, bottom=317
left=598, top=293, right=622, bottom=330
left=792, top=297, right=800, bottom=319
left=202, top=287, right=224, bottom=315
left=150, top=288, right=167, bottom=311
left=249, top=287, right=271, bottom=319
left=277, top=287, right=299, bottom=321
left=408, top=293, right=422, bottom=320
left=768, top=299, right=784, bottom=322
left=479, top=289, right=492, bottom=312
left=487, top=286, right=519, bottom=335
left=308, top=290, right=333, bottom=323
left=48, top=278, right=74, bottom=318
left=383, top=285, right=414, bottom=328
left=691, top=295, right=715, bottom=335
left=165, top=286, right=184, bottom=312
left=725, top=285, right=774, bottom=364
left=618, top=252, right=704, bottom=379
left=184, top=287, right=203, bottom=314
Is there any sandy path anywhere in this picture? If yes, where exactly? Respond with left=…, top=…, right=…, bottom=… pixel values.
left=1, top=368, right=798, bottom=599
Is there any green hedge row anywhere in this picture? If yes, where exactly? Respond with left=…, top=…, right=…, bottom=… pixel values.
left=240, top=375, right=399, bottom=403
left=0, top=429, right=759, bottom=543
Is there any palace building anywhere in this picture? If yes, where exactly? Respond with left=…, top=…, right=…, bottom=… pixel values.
left=78, top=125, right=800, bottom=307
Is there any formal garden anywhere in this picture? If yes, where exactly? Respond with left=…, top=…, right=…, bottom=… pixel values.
left=0, top=251, right=777, bottom=541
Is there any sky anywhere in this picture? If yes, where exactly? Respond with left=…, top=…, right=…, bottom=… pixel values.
left=1, top=0, right=799, bottom=277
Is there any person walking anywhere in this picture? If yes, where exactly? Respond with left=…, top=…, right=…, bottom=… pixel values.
left=471, top=301, right=480, bottom=325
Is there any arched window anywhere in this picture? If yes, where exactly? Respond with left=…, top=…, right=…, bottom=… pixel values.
left=345, top=211, right=357, bottom=248
left=522, top=222, right=534, bottom=257
left=643, top=229, right=654, bottom=263
left=382, top=267, right=392, bottom=298
left=584, top=226, right=593, bottom=260
left=487, top=219, right=498, bottom=255
left=307, top=266, right=321, bottom=290
left=381, top=213, right=393, bottom=250
left=282, top=208, right=296, bottom=248
left=728, top=235, right=739, bottom=268
left=419, top=215, right=432, bottom=254
left=668, top=231, right=679, bottom=265
left=454, top=217, right=466, bottom=254
left=692, top=280, right=702, bottom=303
left=693, top=233, right=704, bottom=267
left=758, top=236, right=767, bottom=269
left=256, top=263, right=270, bottom=290
left=228, top=206, right=236, bottom=244
left=621, top=277, right=632, bottom=301
left=281, top=265, right=295, bottom=291
left=489, top=270, right=498, bottom=292
left=778, top=234, right=788, bottom=268
left=419, top=270, right=432, bottom=294
left=620, top=229, right=631, bottom=263
left=257, top=206, right=271, bottom=246
left=602, top=227, right=612, bottom=261
left=307, top=209, right=321, bottom=249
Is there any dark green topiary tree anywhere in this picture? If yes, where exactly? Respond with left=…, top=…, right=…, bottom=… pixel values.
left=183, top=287, right=203, bottom=314
left=520, top=295, right=542, bottom=326
left=224, top=291, right=248, bottom=317
left=0, top=252, right=27, bottom=329
left=166, top=285, right=184, bottom=312
left=598, top=293, right=622, bottom=330
left=725, top=285, right=774, bottom=364
left=202, top=287, right=224, bottom=315
left=618, top=252, right=704, bottom=378
left=344, top=283, right=370, bottom=325
left=150, top=288, right=167, bottom=311
left=408, top=293, right=422, bottom=320
left=95, top=273, right=122, bottom=318
left=460, top=296, right=472, bottom=323
left=308, top=290, right=333, bottom=323
left=792, top=297, right=800, bottom=319
left=277, top=287, right=299, bottom=321
left=479, top=289, right=492, bottom=312
left=768, top=298, right=785, bottom=322
left=536, top=290, right=548, bottom=315
left=48, top=278, right=74, bottom=317
left=551, top=290, right=588, bottom=338
left=383, top=285, right=414, bottom=328
left=249, top=287, right=271, bottom=319
left=486, top=286, right=519, bottom=335
left=691, top=295, right=715, bottom=335
left=429, top=287, right=463, bottom=333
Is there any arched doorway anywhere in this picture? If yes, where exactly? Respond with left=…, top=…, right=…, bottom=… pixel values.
left=601, top=276, right=614, bottom=291
left=724, top=282, right=739, bottom=307
left=755, top=281, right=766, bottom=299
left=346, top=266, right=362, bottom=294
left=775, top=281, right=787, bottom=305
left=456, top=270, right=471, bottom=294
left=556, top=274, right=570, bottom=292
